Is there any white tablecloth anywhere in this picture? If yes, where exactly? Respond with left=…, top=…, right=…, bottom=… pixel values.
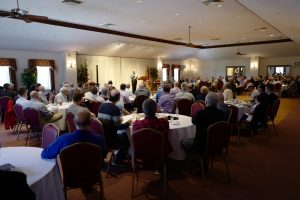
left=0, top=147, right=64, bottom=200
left=47, top=102, right=72, bottom=130
left=225, top=101, right=250, bottom=120
left=122, top=113, right=196, bottom=160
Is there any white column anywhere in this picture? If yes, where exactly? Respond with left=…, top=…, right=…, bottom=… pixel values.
left=250, top=56, right=259, bottom=77
left=65, top=50, right=78, bottom=86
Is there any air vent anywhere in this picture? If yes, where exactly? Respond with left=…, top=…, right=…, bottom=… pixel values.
left=99, top=23, right=116, bottom=27
left=254, top=27, right=267, bottom=32
left=62, top=0, right=82, bottom=5
left=210, top=37, right=220, bottom=41
left=173, top=37, right=183, bottom=41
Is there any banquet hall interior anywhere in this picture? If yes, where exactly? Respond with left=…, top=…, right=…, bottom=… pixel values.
left=0, top=0, right=300, bottom=199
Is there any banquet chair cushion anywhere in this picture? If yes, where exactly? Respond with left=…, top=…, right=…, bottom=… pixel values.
left=133, top=95, right=149, bottom=113
left=41, top=123, right=59, bottom=149
left=88, top=102, right=101, bottom=117
left=14, top=104, right=25, bottom=122
left=176, top=98, right=193, bottom=116
left=59, top=142, right=104, bottom=199
left=66, top=112, right=76, bottom=133
left=23, top=108, right=43, bottom=131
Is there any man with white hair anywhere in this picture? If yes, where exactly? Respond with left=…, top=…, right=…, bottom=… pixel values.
left=54, top=87, right=68, bottom=104
left=181, top=92, right=225, bottom=170
left=175, top=82, right=195, bottom=102
left=135, top=82, right=150, bottom=97
left=38, top=86, right=49, bottom=105
left=22, top=91, right=63, bottom=124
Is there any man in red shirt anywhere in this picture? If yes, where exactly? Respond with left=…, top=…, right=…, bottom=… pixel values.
left=132, top=99, right=173, bottom=156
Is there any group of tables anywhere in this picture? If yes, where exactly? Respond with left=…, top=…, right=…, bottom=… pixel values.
left=0, top=97, right=251, bottom=200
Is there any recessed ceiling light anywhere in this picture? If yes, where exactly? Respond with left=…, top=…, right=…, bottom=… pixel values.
left=237, top=15, right=240, bottom=19
left=217, top=4, right=222, bottom=8
left=242, top=37, right=246, bottom=40
left=137, top=0, right=143, bottom=3
left=141, top=20, right=147, bottom=23
left=198, top=22, right=202, bottom=25
left=269, top=34, right=274, bottom=37
left=175, top=13, right=179, bottom=16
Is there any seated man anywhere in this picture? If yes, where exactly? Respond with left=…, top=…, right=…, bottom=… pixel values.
left=16, top=87, right=29, bottom=105
left=84, top=86, right=105, bottom=103
left=125, top=83, right=133, bottom=96
left=38, top=85, right=49, bottom=105
left=98, top=89, right=131, bottom=166
left=246, top=83, right=259, bottom=102
left=158, top=84, right=175, bottom=113
left=133, top=99, right=173, bottom=156
left=175, top=82, right=195, bottom=102
left=266, top=83, right=278, bottom=106
left=181, top=92, right=225, bottom=170
left=170, top=81, right=181, bottom=96
left=216, top=92, right=230, bottom=120
left=68, top=90, right=95, bottom=117
left=41, top=109, right=106, bottom=159
left=135, top=82, right=150, bottom=97
left=120, top=83, right=131, bottom=105
left=54, top=87, right=68, bottom=104
left=22, top=91, right=63, bottom=124
left=0, top=83, right=17, bottom=99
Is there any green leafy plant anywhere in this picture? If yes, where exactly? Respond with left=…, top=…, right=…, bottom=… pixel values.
left=21, top=68, right=37, bottom=89
left=149, top=67, right=158, bottom=91
left=77, top=60, right=89, bottom=84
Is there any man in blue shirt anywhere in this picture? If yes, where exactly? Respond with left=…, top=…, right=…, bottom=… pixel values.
left=41, top=109, right=106, bottom=159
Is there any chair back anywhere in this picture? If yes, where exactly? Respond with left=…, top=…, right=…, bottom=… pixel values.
left=133, top=95, right=149, bottom=113
left=227, top=105, right=239, bottom=125
left=41, top=123, right=59, bottom=148
left=66, top=112, right=76, bottom=133
left=191, top=102, right=205, bottom=117
left=205, top=121, right=230, bottom=156
left=23, top=108, right=42, bottom=131
left=176, top=98, right=193, bottom=116
left=14, top=104, right=25, bottom=122
left=0, top=96, right=12, bottom=112
left=270, top=99, right=280, bottom=120
left=132, top=128, right=164, bottom=166
left=197, top=100, right=206, bottom=107
left=88, top=102, right=101, bottom=116
left=59, top=142, right=102, bottom=187
left=89, top=118, right=104, bottom=136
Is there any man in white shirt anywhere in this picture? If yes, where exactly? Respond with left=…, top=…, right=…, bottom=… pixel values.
left=120, top=84, right=131, bottom=104
left=38, top=86, right=48, bottom=105
left=170, top=81, right=181, bottom=96
left=223, top=82, right=233, bottom=101
left=125, top=84, right=133, bottom=96
left=175, top=82, right=195, bottom=102
left=23, top=91, right=63, bottom=124
left=54, top=87, right=68, bottom=104
left=16, top=87, right=29, bottom=105
left=84, top=86, right=105, bottom=103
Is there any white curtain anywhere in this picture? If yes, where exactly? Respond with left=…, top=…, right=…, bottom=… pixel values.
left=0, top=66, right=11, bottom=86
left=37, top=66, right=51, bottom=90
left=77, top=55, right=155, bottom=89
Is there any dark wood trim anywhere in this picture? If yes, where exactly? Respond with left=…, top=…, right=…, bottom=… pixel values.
left=0, top=11, right=293, bottom=49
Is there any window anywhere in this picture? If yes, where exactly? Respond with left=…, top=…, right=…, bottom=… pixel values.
left=37, top=66, right=52, bottom=90
left=162, top=68, right=168, bottom=81
left=267, top=65, right=290, bottom=76
left=0, top=66, right=11, bottom=86
left=174, top=68, right=179, bottom=81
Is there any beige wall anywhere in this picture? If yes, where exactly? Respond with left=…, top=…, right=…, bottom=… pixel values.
left=259, top=56, right=300, bottom=77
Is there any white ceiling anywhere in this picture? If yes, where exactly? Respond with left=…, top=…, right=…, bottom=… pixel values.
left=0, top=0, right=299, bottom=60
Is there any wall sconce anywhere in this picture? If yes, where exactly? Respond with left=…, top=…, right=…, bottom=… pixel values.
left=67, top=62, right=76, bottom=68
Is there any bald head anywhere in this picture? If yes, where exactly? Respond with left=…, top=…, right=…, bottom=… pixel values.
left=30, top=91, right=39, bottom=100
left=109, top=89, right=120, bottom=103
left=74, top=109, right=91, bottom=130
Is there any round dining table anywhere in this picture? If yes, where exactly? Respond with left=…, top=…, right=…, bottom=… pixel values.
left=122, top=113, right=196, bottom=161
left=0, top=147, right=65, bottom=200
left=225, top=100, right=251, bottom=120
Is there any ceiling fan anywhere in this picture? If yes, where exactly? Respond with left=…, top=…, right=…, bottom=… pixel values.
left=202, top=0, right=224, bottom=6
left=0, top=0, right=48, bottom=23
left=186, top=26, right=197, bottom=47
left=235, top=42, right=247, bottom=55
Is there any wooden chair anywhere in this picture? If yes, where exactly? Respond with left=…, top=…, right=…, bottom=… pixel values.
left=131, top=128, right=166, bottom=198
left=176, top=98, right=193, bottom=116
left=23, top=108, right=43, bottom=146
left=41, top=123, right=59, bottom=148
left=227, top=105, right=240, bottom=140
left=133, top=95, right=149, bottom=113
left=59, top=142, right=104, bottom=200
left=268, top=99, right=280, bottom=134
left=195, top=121, right=231, bottom=186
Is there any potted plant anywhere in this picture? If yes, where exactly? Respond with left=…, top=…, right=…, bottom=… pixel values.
left=21, top=68, right=37, bottom=89
left=77, top=60, right=89, bottom=84
left=149, top=67, right=158, bottom=91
